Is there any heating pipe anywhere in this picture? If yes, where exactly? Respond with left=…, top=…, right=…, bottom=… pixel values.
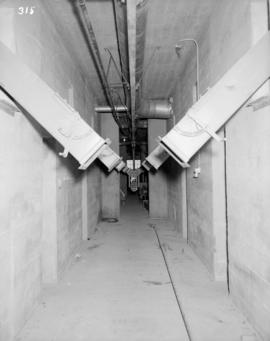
left=76, top=0, right=126, bottom=135
left=95, top=105, right=128, bottom=113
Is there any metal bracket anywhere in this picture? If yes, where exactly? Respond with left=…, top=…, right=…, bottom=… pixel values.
left=187, top=114, right=226, bottom=142
left=247, top=95, right=270, bottom=111
left=59, top=147, right=69, bottom=158
left=105, top=138, right=112, bottom=145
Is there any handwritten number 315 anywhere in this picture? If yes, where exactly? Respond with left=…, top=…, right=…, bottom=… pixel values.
left=18, top=7, right=35, bottom=15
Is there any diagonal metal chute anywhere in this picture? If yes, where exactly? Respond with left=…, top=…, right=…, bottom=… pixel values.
left=0, top=41, right=123, bottom=172
left=144, top=32, right=270, bottom=170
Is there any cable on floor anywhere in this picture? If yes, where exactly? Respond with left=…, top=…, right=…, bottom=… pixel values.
left=149, top=223, right=193, bottom=341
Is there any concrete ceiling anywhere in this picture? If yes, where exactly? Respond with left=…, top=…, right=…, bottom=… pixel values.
left=45, top=0, right=216, bottom=106
left=142, top=0, right=216, bottom=99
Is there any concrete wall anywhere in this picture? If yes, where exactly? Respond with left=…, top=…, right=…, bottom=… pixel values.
left=220, top=2, right=270, bottom=339
left=168, top=6, right=228, bottom=279
left=169, top=0, right=270, bottom=339
left=100, top=115, right=120, bottom=219
left=0, top=1, right=101, bottom=339
left=148, top=120, right=168, bottom=218
left=166, top=86, right=188, bottom=238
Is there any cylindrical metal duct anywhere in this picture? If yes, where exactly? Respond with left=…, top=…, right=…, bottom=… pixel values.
left=137, top=99, right=173, bottom=119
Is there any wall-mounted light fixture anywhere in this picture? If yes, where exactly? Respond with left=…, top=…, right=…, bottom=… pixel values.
left=175, top=38, right=200, bottom=101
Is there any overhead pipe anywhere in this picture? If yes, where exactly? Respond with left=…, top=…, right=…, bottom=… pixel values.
left=135, top=0, right=149, bottom=87
left=113, top=0, right=149, bottom=142
left=127, top=0, right=149, bottom=167
left=95, top=105, right=127, bottom=113
left=76, top=0, right=127, bottom=136
left=135, top=0, right=149, bottom=114
left=112, top=0, right=133, bottom=136
left=126, top=0, right=137, bottom=168
left=112, top=0, right=130, bottom=106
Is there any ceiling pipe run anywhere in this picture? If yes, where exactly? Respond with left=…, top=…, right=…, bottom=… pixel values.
left=76, top=0, right=126, bottom=136
left=95, top=105, right=128, bottom=113
left=135, top=0, right=148, bottom=88
left=135, top=0, right=149, bottom=116
left=127, top=0, right=149, bottom=167
left=127, top=0, right=137, bottom=167
left=112, top=0, right=150, bottom=168
left=113, top=0, right=130, bottom=106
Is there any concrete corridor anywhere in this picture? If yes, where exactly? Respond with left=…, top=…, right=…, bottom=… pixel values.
left=16, top=195, right=258, bottom=341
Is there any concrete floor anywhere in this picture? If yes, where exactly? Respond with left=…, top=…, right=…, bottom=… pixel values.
left=16, top=195, right=258, bottom=341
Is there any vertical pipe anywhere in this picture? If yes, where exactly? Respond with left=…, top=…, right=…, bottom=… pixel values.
left=224, top=126, right=230, bottom=294
left=175, top=38, right=200, bottom=244
left=195, top=40, right=200, bottom=101
left=176, top=39, right=200, bottom=98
